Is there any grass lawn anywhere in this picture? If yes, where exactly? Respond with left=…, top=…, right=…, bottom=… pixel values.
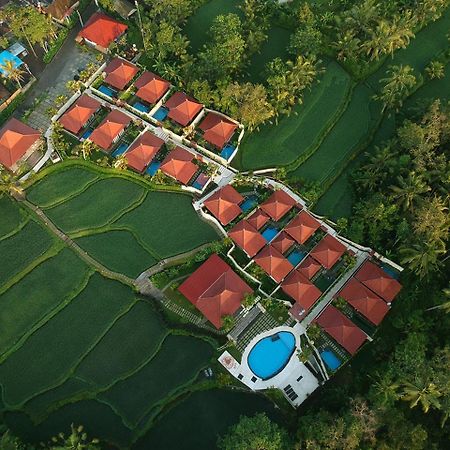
left=0, top=248, right=91, bottom=359
left=0, top=195, right=24, bottom=238
left=26, top=166, right=99, bottom=208
left=0, top=273, right=135, bottom=407
left=290, top=83, right=381, bottom=184
left=116, top=191, right=219, bottom=258
left=237, top=61, right=352, bottom=170
left=0, top=220, right=54, bottom=287
left=184, top=0, right=243, bottom=53
left=75, top=229, right=158, bottom=277
left=44, top=178, right=146, bottom=234
left=98, top=334, right=214, bottom=428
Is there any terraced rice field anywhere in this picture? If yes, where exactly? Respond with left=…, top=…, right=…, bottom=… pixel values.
left=0, top=195, right=25, bottom=237
left=237, top=61, right=352, bottom=170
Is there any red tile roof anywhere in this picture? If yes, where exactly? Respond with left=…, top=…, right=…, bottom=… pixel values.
left=316, top=305, right=366, bottom=355
left=228, top=220, right=266, bottom=257
left=254, top=245, right=294, bottom=283
left=89, top=109, right=131, bottom=150
left=285, top=210, right=320, bottom=244
left=271, top=231, right=295, bottom=254
left=135, top=71, right=170, bottom=104
left=355, top=261, right=402, bottom=303
left=260, top=190, right=297, bottom=221
left=203, top=185, right=244, bottom=226
left=104, top=57, right=139, bottom=90
left=282, top=270, right=322, bottom=312
left=310, top=234, right=346, bottom=269
left=125, top=131, right=164, bottom=172
left=59, top=94, right=100, bottom=134
left=198, top=112, right=237, bottom=149
left=160, top=147, right=197, bottom=185
left=247, top=209, right=270, bottom=230
left=0, top=118, right=40, bottom=170
left=78, top=12, right=127, bottom=49
left=338, top=278, right=389, bottom=325
left=165, top=91, right=203, bottom=126
left=297, top=256, right=322, bottom=279
left=178, top=254, right=252, bottom=329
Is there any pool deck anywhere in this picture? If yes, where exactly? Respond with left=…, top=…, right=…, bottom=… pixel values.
left=219, top=324, right=319, bottom=408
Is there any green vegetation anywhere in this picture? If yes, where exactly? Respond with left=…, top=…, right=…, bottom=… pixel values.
left=0, top=195, right=24, bottom=237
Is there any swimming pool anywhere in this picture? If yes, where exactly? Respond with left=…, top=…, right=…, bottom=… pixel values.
left=240, top=195, right=257, bottom=212
left=248, top=331, right=296, bottom=380
left=262, top=226, right=278, bottom=242
left=287, top=250, right=306, bottom=266
left=98, top=84, right=116, bottom=97
left=220, top=143, right=235, bottom=160
left=320, top=349, right=341, bottom=370
left=112, top=143, right=129, bottom=157
left=153, top=106, right=169, bottom=121
left=146, top=161, right=161, bottom=176
left=81, top=129, right=92, bottom=140
left=133, top=101, right=150, bottom=113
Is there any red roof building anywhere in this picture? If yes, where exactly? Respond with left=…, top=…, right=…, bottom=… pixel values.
left=89, top=109, right=131, bottom=150
left=271, top=231, right=295, bottom=254
left=0, top=118, right=41, bottom=172
left=59, top=94, right=100, bottom=135
left=282, top=270, right=322, bottom=312
left=338, top=278, right=389, bottom=325
left=228, top=220, right=266, bottom=257
left=316, top=305, right=366, bottom=355
left=165, top=92, right=203, bottom=126
left=355, top=261, right=402, bottom=303
left=160, top=147, right=197, bottom=185
left=247, top=209, right=270, bottom=230
left=297, top=256, right=322, bottom=279
left=135, top=71, right=170, bottom=104
left=198, top=112, right=237, bottom=149
left=178, top=254, right=252, bottom=329
left=203, top=185, right=244, bottom=226
left=125, top=131, right=164, bottom=172
left=254, top=245, right=294, bottom=283
left=104, top=57, right=139, bottom=90
left=260, top=190, right=297, bottom=221
left=77, top=12, right=127, bottom=51
left=285, top=211, right=320, bottom=244
left=310, top=234, right=346, bottom=269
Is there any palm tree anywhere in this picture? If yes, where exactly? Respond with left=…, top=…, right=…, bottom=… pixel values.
left=400, top=240, right=445, bottom=279
left=0, top=166, right=24, bottom=197
left=426, top=286, right=450, bottom=313
left=425, top=61, right=445, bottom=80
left=0, top=60, right=26, bottom=89
left=80, top=140, right=96, bottom=160
left=390, top=172, right=430, bottom=211
left=372, top=374, right=400, bottom=406
left=334, top=30, right=361, bottom=61
left=113, top=154, right=128, bottom=170
left=400, top=381, right=442, bottom=413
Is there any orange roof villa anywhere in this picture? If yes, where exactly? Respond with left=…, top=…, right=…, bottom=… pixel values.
left=159, top=147, right=197, bottom=185
left=310, top=234, right=346, bottom=269
left=89, top=109, right=131, bottom=150
left=59, top=94, right=101, bottom=135
left=135, top=71, right=170, bottom=104
left=253, top=245, right=294, bottom=283
left=203, top=184, right=244, bottom=226
left=124, top=131, right=164, bottom=172
left=285, top=211, right=321, bottom=244
left=260, top=190, right=297, bottom=221
left=104, top=57, right=139, bottom=90
left=178, top=254, right=253, bottom=328
left=164, top=92, right=203, bottom=126
left=198, top=112, right=237, bottom=149
left=228, top=220, right=266, bottom=258
left=282, top=270, right=322, bottom=313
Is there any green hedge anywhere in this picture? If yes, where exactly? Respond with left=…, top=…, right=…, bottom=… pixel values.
left=0, top=93, right=25, bottom=126
left=43, top=28, right=69, bottom=64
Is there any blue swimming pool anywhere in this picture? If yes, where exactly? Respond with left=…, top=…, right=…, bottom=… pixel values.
left=81, top=129, right=92, bottom=140
left=287, top=250, right=306, bottom=266
left=240, top=195, right=257, bottom=212
left=133, top=101, right=150, bottom=113
left=220, top=143, right=235, bottom=160
left=248, top=331, right=296, bottom=380
left=153, top=106, right=168, bottom=121
left=146, top=161, right=161, bottom=176
left=112, top=143, right=129, bottom=157
left=98, top=84, right=116, bottom=97
left=262, top=226, right=278, bottom=242
left=320, top=349, right=341, bottom=371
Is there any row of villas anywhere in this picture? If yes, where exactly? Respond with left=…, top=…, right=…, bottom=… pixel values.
left=173, top=182, right=402, bottom=407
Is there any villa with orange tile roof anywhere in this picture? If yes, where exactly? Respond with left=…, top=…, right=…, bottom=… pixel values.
left=271, top=231, right=295, bottom=254
left=297, top=256, right=321, bottom=279
left=104, top=57, right=139, bottom=90
left=282, top=270, right=322, bottom=313
left=246, top=209, right=270, bottom=230
left=198, top=112, right=237, bottom=149
left=59, top=94, right=101, bottom=135
left=89, top=109, right=131, bottom=150
left=159, top=147, right=197, bottom=185
left=164, top=92, right=203, bottom=127
left=260, top=189, right=297, bottom=221
left=253, top=245, right=294, bottom=283
left=134, top=71, right=170, bottom=104
left=203, top=184, right=244, bottom=226
left=124, top=131, right=164, bottom=172
left=310, top=234, right=346, bottom=269
left=285, top=211, right=321, bottom=244
left=228, top=220, right=266, bottom=257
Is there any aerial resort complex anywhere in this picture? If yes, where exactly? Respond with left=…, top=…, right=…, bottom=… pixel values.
left=0, top=0, right=448, bottom=449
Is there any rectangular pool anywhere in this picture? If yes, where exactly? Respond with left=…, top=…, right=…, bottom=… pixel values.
left=133, top=101, right=150, bottom=113
left=146, top=161, right=161, bottom=176
left=287, top=250, right=306, bottom=266
left=112, top=142, right=129, bottom=157
left=98, top=84, right=117, bottom=97
left=81, top=128, right=92, bottom=140
left=320, top=349, right=341, bottom=371
left=240, top=195, right=257, bottom=212
left=153, top=106, right=168, bottom=121
left=220, top=143, right=235, bottom=160
left=262, top=226, right=278, bottom=242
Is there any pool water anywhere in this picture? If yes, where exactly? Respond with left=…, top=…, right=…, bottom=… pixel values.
left=153, top=106, right=168, bottom=121
left=287, top=250, right=306, bottom=266
left=192, top=173, right=209, bottom=190
left=262, top=226, right=278, bottom=242
left=146, top=161, right=161, bottom=176
left=133, top=101, right=150, bottom=113
left=240, top=195, right=257, bottom=212
left=112, top=143, right=129, bottom=157
left=98, top=84, right=116, bottom=97
left=381, top=264, right=400, bottom=279
left=248, top=331, right=296, bottom=380
left=220, top=143, right=235, bottom=160
left=320, top=349, right=341, bottom=370
left=81, top=129, right=92, bottom=140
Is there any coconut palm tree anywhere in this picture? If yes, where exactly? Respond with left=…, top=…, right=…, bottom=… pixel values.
left=0, top=60, right=26, bottom=89
left=390, top=172, right=430, bottom=211
left=113, top=154, right=128, bottom=170
left=80, top=140, right=96, bottom=160
left=333, top=30, right=361, bottom=62
left=400, top=380, right=442, bottom=413
left=425, top=61, right=445, bottom=80
left=426, top=286, right=450, bottom=313
left=372, top=375, right=400, bottom=406
left=400, top=240, right=445, bottom=279
left=0, top=166, right=23, bottom=197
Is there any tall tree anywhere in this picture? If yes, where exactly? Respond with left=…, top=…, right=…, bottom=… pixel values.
left=0, top=60, right=25, bottom=89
